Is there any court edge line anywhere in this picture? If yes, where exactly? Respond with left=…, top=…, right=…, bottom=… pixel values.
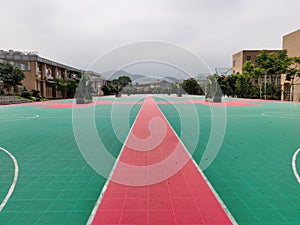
left=156, top=102, right=238, bottom=225
left=86, top=103, right=143, bottom=225
left=292, top=148, right=300, bottom=184
left=0, top=147, right=19, bottom=212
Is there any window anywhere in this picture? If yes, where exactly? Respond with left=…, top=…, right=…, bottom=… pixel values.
left=246, top=56, right=251, bottom=61
left=233, top=60, right=236, bottom=66
left=21, top=63, right=30, bottom=70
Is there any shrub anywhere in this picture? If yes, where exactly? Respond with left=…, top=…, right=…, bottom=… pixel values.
left=21, top=90, right=31, bottom=99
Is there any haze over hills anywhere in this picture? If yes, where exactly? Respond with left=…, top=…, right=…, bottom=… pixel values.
left=102, top=70, right=183, bottom=84
left=193, top=73, right=211, bottom=81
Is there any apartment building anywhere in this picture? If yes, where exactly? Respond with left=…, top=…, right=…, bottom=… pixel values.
left=232, top=50, right=281, bottom=90
left=281, top=29, right=300, bottom=102
left=232, top=50, right=280, bottom=74
left=0, top=50, right=105, bottom=98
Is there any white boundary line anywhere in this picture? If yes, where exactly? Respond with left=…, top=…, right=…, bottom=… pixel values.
left=156, top=101, right=238, bottom=225
left=292, top=148, right=300, bottom=184
left=0, top=116, right=38, bottom=123
left=0, top=147, right=19, bottom=212
left=262, top=113, right=300, bottom=120
left=86, top=102, right=143, bottom=225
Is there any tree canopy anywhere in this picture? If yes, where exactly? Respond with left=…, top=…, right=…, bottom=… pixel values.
left=181, top=78, right=201, bottom=95
left=0, top=63, right=25, bottom=93
left=56, top=78, right=78, bottom=98
left=286, top=56, right=300, bottom=81
left=102, top=76, right=132, bottom=96
left=112, top=76, right=132, bottom=93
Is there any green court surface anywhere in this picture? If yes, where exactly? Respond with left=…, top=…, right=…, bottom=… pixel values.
left=0, top=98, right=141, bottom=224
left=0, top=95, right=300, bottom=224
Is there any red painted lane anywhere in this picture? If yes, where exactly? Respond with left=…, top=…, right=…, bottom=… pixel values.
left=91, top=96, right=233, bottom=225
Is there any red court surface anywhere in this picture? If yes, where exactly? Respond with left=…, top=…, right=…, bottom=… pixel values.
left=40, top=101, right=144, bottom=108
left=156, top=99, right=259, bottom=107
left=39, top=98, right=259, bottom=109
left=90, top=96, right=234, bottom=225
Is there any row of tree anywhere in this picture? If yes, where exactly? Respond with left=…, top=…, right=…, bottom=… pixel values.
left=181, top=50, right=300, bottom=100
left=219, top=50, right=300, bottom=99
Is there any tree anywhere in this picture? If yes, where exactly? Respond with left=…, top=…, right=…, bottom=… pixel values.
left=242, top=60, right=256, bottom=75
left=55, top=78, right=79, bottom=98
left=235, top=73, right=252, bottom=98
left=256, top=50, right=291, bottom=99
left=286, top=56, right=300, bottom=101
left=181, top=78, right=201, bottom=95
left=102, top=82, right=117, bottom=95
left=0, top=63, right=25, bottom=94
left=56, top=78, right=68, bottom=98
left=224, top=74, right=238, bottom=97
left=112, top=76, right=132, bottom=95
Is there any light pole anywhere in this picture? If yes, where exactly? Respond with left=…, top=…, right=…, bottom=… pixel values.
left=264, top=73, right=267, bottom=100
left=259, top=83, right=262, bottom=99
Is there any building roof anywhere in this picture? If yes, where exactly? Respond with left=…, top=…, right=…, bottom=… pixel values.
left=233, top=49, right=280, bottom=55
left=0, top=50, right=81, bottom=72
left=283, top=29, right=300, bottom=37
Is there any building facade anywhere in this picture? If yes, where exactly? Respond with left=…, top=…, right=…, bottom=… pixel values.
left=232, top=50, right=280, bottom=75
left=281, top=29, right=300, bottom=102
left=232, top=50, right=281, bottom=98
left=0, top=50, right=105, bottom=98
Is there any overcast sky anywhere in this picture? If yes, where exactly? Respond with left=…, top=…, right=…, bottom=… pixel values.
left=1, top=0, right=299, bottom=76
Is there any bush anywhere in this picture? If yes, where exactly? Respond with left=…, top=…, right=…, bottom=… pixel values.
left=31, top=90, right=41, bottom=98
left=21, top=90, right=31, bottom=99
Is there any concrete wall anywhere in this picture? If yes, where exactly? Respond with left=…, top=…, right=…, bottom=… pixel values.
left=232, top=51, right=243, bottom=74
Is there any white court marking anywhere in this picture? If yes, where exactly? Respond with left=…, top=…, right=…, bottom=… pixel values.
left=0, top=147, right=19, bottom=212
left=0, top=115, right=39, bottom=123
left=156, top=103, right=238, bottom=225
left=86, top=102, right=143, bottom=225
left=261, top=112, right=300, bottom=120
left=292, top=148, right=300, bottom=184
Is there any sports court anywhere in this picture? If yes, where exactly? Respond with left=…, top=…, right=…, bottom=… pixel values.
left=0, top=94, right=300, bottom=224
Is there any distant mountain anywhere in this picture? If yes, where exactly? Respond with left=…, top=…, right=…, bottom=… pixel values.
left=102, top=70, right=180, bottom=84
left=102, top=70, right=145, bottom=81
left=164, top=76, right=180, bottom=82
